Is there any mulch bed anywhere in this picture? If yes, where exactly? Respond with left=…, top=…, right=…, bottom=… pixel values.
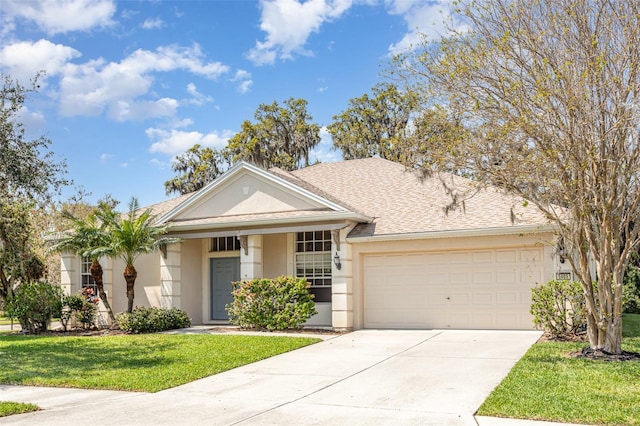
left=571, top=347, right=640, bottom=362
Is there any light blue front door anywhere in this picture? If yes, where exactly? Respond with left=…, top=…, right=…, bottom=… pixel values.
left=210, top=257, right=240, bottom=320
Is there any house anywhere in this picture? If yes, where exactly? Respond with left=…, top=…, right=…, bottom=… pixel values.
left=60, top=158, right=569, bottom=330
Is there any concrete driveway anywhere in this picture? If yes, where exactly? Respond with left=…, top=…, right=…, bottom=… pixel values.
left=0, top=329, right=545, bottom=425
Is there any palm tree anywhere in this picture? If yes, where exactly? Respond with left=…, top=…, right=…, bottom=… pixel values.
left=48, top=206, right=116, bottom=323
left=99, top=197, right=179, bottom=313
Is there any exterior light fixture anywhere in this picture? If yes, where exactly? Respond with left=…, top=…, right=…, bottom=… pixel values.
left=558, top=241, right=566, bottom=264
left=333, top=252, right=342, bottom=270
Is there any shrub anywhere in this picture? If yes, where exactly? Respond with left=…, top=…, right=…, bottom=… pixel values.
left=226, top=276, right=317, bottom=331
left=5, top=281, right=62, bottom=334
left=623, top=264, right=640, bottom=314
left=530, top=279, right=586, bottom=338
left=59, top=294, right=84, bottom=331
left=117, top=307, right=191, bottom=333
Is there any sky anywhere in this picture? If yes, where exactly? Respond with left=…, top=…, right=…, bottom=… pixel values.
left=0, top=0, right=457, bottom=208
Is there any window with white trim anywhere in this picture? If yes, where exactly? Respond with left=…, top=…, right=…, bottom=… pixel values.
left=81, top=257, right=98, bottom=295
left=295, top=231, right=332, bottom=303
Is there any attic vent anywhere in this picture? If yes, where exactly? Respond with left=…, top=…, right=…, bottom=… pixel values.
left=209, top=237, right=241, bottom=252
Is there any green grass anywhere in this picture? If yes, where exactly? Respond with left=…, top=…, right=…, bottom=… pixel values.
left=478, top=313, right=640, bottom=426
left=0, top=401, right=40, bottom=417
left=0, top=333, right=320, bottom=392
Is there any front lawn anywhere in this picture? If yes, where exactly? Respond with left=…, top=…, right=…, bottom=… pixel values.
left=0, top=333, right=320, bottom=392
left=478, top=314, right=640, bottom=425
left=0, top=402, right=40, bottom=417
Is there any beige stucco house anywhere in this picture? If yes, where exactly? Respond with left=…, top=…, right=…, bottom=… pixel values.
left=61, top=158, right=570, bottom=330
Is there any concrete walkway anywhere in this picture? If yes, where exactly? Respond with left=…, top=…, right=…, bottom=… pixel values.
left=0, top=329, right=584, bottom=425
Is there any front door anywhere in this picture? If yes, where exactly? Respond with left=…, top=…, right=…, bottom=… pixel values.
left=210, top=257, right=240, bottom=320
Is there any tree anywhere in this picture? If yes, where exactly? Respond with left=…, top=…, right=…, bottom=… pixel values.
left=0, top=73, right=67, bottom=303
left=164, top=144, right=228, bottom=196
left=48, top=202, right=117, bottom=323
left=98, top=198, right=179, bottom=313
left=224, top=97, right=321, bottom=170
left=398, top=106, right=469, bottom=177
left=397, top=0, right=640, bottom=354
left=327, top=83, right=419, bottom=161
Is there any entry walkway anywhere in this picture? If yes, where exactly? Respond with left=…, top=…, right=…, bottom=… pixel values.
left=1, top=329, right=585, bottom=425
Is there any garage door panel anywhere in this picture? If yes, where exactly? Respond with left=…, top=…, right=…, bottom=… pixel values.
left=472, top=271, right=493, bottom=284
left=496, top=250, right=517, bottom=262
left=472, top=251, right=493, bottom=263
left=364, top=247, right=542, bottom=330
left=451, top=271, right=471, bottom=284
left=449, top=252, right=470, bottom=263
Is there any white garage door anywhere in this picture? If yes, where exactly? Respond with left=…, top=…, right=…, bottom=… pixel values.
left=363, top=247, right=543, bottom=330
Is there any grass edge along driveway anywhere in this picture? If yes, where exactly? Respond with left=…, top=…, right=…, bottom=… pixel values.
left=0, top=401, right=40, bottom=418
left=0, top=333, right=320, bottom=393
left=478, top=313, right=640, bottom=426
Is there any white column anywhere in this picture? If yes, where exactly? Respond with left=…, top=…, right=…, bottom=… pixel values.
left=160, top=243, right=182, bottom=309
left=331, top=228, right=353, bottom=330
left=240, top=235, right=263, bottom=280
left=97, top=256, right=114, bottom=326
left=60, top=252, right=76, bottom=296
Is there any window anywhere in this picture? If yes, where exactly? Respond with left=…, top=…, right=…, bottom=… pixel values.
left=295, top=231, right=332, bottom=303
left=209, top=236, right=241, bottom=252
left=81, top=257, right=98, bottom=295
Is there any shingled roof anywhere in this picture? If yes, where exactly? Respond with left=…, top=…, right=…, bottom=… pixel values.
left=286, top=158, right=550, bottom=238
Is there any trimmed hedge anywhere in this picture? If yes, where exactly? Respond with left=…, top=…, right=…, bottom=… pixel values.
left=116, top=307, right=191, bottom=333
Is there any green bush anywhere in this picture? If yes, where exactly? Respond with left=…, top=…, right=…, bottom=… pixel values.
left=116, top=307, right=191, bottom=333
left=530, top=279, right=586, bottom=338
left=623, top=265, right=640, bottom=314
left=226, top=276, right=317, bottom=331
left=59, top=294, right=84, bottom=331
left=5, top=281, right=62, bottom=334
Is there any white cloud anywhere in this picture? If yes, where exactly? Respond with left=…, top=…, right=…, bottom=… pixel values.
left=185, top=82, right=213, bottom=106
left=109, top=98, right=179, bottom=122
left=0, top=39, right=81, bottom=84
left=246, top=0, right=354, bottom=66
left=141, top=17, right=164, bottom=29
left=231, top=70, right=252, bottom=94
left=121, top=9, right=139, bottom=20
left=146, top=128, right=234, bottom=156
left=2, top=0, right=116, bottom=35
left=57, top=44, right=229, bottom=119
left=16, top=106, right=46, bottom=131
left=100, top=153, right=114, bottom=162
left=386, top=0, right=466, bottom=55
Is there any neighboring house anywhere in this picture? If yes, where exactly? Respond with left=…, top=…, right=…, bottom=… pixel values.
left=61, top=158, right=570, bottom=330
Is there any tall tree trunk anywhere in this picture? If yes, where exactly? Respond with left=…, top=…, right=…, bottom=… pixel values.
left=89, top=259, right=116, bottom=323
left=123, top=264, right=137, bottom=313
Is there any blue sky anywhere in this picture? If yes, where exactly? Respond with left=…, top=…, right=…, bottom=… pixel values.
left=1, top=0, right=457, bottom=208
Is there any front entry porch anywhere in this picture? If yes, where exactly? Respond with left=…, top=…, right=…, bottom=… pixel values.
left=160, top=225, right=354, bottom=329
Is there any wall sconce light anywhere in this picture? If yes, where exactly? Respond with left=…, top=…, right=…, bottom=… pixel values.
left=333, top=252, right=342, bottom=270
left=558, top=241, right=566, bottom=264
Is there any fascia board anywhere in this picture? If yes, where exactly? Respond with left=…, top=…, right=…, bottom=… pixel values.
left=167, top=211, right=370, bottom=233
left=347, top=223, right=558, bottom=243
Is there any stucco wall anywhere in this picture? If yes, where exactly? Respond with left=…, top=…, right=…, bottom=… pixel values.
left=262, top=233, right=288, bottom=278
left=180, top=174, right=322, bottom=219
left=110, top=253, right=161, bottom=313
